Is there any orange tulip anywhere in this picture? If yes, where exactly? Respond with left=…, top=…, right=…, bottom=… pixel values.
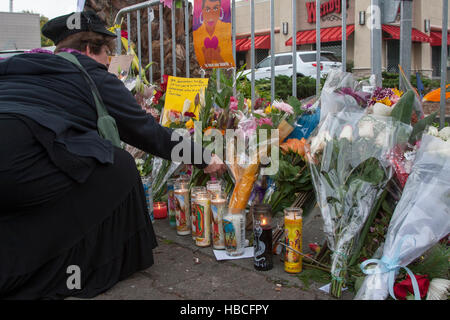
left=280, top=138, right=308, bottom=157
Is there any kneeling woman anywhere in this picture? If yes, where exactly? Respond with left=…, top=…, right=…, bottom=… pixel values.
left=0, top=11, right=224, bottom=299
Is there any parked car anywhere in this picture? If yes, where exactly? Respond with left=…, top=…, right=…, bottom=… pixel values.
left=245, top=51, right=342, bottom=80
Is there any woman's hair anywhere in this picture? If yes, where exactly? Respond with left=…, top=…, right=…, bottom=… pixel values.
left=54, top=31, right=116, bottom=55
left=202, top=0, right=221, bottom=8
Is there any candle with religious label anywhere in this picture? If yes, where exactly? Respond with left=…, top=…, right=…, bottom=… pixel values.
left=141, top=176, right=154, bottom=221
left=190, top=186, right=206, bottom=240
left=284, top=207, right=303, bottom=273
left=194, top=191, right=211, bottom=247
left=174, top=179, right=191, bottom=235
left=167, top=178, right=176, bottom=227
left=252, top=204, right=273, bottom=271
left=211, top=191, right=226, bottom=249
left=153, top=202, right=167, bottom=219
left=206, top=179, right=223, bottom=197
left=223, top=208, right=246, bottom=257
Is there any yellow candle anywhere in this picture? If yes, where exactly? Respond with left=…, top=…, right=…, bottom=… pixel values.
left=284, top=208, right=303, bottom=274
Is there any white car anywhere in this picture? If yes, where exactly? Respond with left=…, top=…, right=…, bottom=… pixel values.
left=245, top=51, right=342, bottom=80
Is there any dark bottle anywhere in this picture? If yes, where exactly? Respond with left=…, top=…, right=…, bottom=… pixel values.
left=252, top=204, right=273, bottom=271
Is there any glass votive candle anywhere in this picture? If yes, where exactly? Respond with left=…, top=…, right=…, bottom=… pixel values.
left=223, top=208, right=246, bottom=257
left=141, top=176, right=154, bottom=221
left=284, top=207, right=303, bottom=273
left=252, top=204, right=273, bottom=271
left=211, top=191, right=227, bottom=249
left=174, top=179, right=191, bottom=235
left=206, top=179, right=224, bottom=197
left=153, top=201, right=167, bottom=219
left=167, top=178, right=177, bottom=227
left=194, top=191, right=211, bottom=247
left=190, top=186, right=206, bottom=240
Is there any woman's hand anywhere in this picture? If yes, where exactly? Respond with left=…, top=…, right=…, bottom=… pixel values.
left=204, top=153, right=226, bottom=176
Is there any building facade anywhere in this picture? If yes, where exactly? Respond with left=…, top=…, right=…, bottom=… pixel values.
left=235, top=0, right=450, bottom=79
left=0, top=12, right=40, bottom=51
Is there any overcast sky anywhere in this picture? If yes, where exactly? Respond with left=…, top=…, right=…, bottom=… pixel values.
left=0, top=0, right=78, bottom=19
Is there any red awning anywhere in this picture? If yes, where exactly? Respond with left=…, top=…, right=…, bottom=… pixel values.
left=239, top=35, right=271, bottom=51
left=430, top=30, right=450, bottom=46
left=285, top=25, right=355, bottom=46
left=382, top=25, right=430, bottom=43
left=235, top=38, right=249, bottom=52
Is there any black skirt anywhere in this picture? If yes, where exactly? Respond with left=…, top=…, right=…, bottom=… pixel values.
left=0, top=115, right=157, bottom=299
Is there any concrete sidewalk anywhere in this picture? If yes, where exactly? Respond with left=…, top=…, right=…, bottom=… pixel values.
left=93, top=207, right=354, bottom=300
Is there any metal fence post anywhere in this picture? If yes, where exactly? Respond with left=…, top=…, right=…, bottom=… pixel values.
left=342, top=0, right=347, bottom=72
left=172, top=4, right=176, bottom=76
left=270, top=0, right=275, bottom=102
left=137, top=10, right=142, bottom=79
left=292, top=0, right=297, bottom=98
left=159, top=2, right=164, bottom=82
left=232, top=0, right=237, bottom=96
left=440, top=0, right=448, bottom=129
left=400, top=0, right=412, bottom=91
left=148, top=7, right=153, bottom=83
left=251, top=0, right=255, bottom=106
left=316, top=0, right=321, bottom=96
left=127, top=13, right=131, bottom=54
left=371, top=0, right=383, bottom=87
left=185, top=0, right=190, bottom=78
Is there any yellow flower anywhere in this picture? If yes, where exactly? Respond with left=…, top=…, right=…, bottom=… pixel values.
left=392, top=88, right=403, bottom=97
left=377, top=97, right=392, bottom=106
left=246, top=99, right=252, bottom=110
left=264, top=105, right=272, bottom=114
left=185, top=119, right=194, bottom=129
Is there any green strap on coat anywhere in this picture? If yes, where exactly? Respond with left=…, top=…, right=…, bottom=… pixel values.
left=56, top=52, right=122, bottom=148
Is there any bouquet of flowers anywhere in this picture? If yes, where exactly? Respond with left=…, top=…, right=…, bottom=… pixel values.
left=319, top=69, right=371, bottom=124
left=262, top=138, right=313, bottom=215
left=226, top=97, right=303, bottom=211
left=355, top=133, right=450, bottom=300
left=306, top=91, right=413, bottom=297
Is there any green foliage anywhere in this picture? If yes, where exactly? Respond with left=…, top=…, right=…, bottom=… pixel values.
left=297, top=268, right=331, bottom=290
left=381, top=72, right=441, bottom=95
left=409, top=112, right=438, bottom=144
left=238, top=75, right=325, bottom=101
left=39, top=15, right=54, bottom=47
left=264, top=149, right=312, bottom=214
left=409, top=243, right=450, bottom=280
left=390, top=90, right=415, bottom=124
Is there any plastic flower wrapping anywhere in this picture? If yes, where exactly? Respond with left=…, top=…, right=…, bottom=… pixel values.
left=318, top=69, right=371, bottom=124
left=355, top=134, right=450, bottom=300
left=226, top=96, right=304, bottom=212
left=305, top=94, right=412, bottom=297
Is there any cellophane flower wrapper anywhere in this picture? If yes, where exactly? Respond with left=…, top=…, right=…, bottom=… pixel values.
left=306, top=107, right=411, bottom=298
left=226, top=114, right=281, bottom=211
left=151, top=157, right=181, bottom=201
left=355, top=134, right=450, bottom=300
left=319, top=69, right=370, bottom=124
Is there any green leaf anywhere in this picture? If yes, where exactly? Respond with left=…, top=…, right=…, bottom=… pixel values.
left=390, top=90, right=415, bottom=124
left=409, top=112, right=438, bottom=144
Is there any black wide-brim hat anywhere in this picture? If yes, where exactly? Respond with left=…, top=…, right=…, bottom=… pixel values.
left=42, top=11, right=117, bottom=45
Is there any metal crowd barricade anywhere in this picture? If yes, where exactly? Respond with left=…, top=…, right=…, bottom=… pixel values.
left=112, top=0, right=327, bottom=101
left=114, top=0, right=190, bottom=83
left=113, top=0, right=447, bottom=120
